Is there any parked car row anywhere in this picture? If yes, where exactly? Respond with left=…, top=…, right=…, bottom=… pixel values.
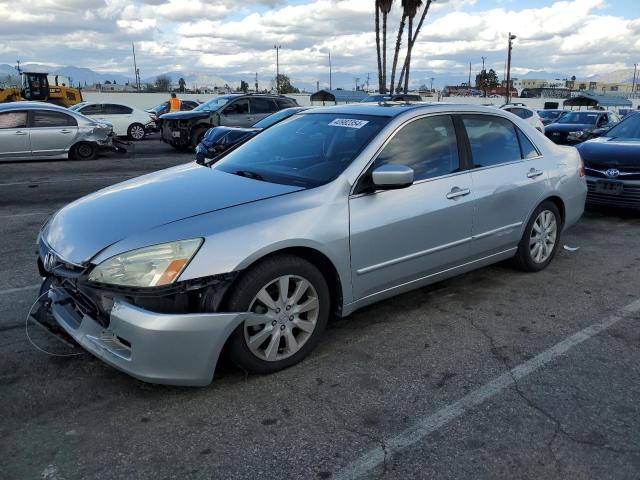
left=34, top=103, right=588, bottom=385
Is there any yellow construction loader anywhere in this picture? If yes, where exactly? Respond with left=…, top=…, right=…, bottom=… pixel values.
left=0, top=72, right=83, bottom=107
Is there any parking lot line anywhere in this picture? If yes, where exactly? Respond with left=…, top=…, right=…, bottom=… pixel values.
left=0, top=284, right=40, bottom=295
left=334, top=298, right=640, bottom=480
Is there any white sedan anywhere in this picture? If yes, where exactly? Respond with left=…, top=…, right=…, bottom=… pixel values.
left=501, top=104, right=545, bottom=133
left=69, top=102, right=152, bottom=140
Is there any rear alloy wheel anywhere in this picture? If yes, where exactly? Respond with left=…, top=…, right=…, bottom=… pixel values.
left=514, top=201, right=561, bottom=272
left=127, top=123, right=146, bottom=141
left=70, top=142, right=97, bottom=160
left=225, top=255, right=329, bottom=373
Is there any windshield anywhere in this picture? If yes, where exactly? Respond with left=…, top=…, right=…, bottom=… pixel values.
left=605, top=113, right=640, bottom=139
left=214, top=113, right=389, bottom=188
left=251, top=108, right=304, bottom=129
left=556, top=112, right=599, bottom=125
left=194, top=96, right=232, bottom=112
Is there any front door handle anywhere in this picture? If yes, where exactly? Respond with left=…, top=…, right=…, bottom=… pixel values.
left=527, top=169, right=544, bottom=179
left=14, top=131, right=28, bottom=136
left=446, top=187, right=471, bottom=200
left=60, top=129, right=73, bottom=134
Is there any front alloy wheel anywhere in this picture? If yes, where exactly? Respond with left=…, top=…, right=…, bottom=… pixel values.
left=245, top=275, right=319, bottom=362
left=225, top=254, right=329, bottom=374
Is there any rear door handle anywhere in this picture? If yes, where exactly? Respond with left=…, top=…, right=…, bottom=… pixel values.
left=14, top=131, right=28, bottom=135
left=446, top=187, right=471, bottom=199
left=527, top=169, right=544, bottom=179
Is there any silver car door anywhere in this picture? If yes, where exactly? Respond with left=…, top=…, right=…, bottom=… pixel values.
left=463, top=114, right=552, bottom=257
left=219, top=99, right=251, bottom=127
left=248, top=98, right=278, bottom=124
left=0, top=110, right=30, bottom=160
left=349, top=114, right=475, bottom=301
left=29, top=110, right=79, bottom=157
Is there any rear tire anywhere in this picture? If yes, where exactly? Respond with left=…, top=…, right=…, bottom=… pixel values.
left=70, top=142, right=97, bottom=160
left=513, top=200, right=562, bottom=272
left=225, top=254, right=330, bottom=374
left=128, top=123, right=146, bottom=141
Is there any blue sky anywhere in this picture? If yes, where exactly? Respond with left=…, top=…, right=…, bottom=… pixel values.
left=1, top=0, right=638, bottom=89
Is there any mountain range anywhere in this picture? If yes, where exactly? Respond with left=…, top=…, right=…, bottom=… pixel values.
left=1, top=63, right=636, bottom=92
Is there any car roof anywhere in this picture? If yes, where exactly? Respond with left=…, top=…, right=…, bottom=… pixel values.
left=304, top=102, right=513, bottom=118
left=0, top=101, right=72, bottom=112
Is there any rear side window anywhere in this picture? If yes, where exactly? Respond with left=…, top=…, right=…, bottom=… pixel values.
left=79, top=104, right=104, bottom=115
left=374, top=115, right=460, bottom=181
left=517, top=129, right=540, bottom=159
left=0, top=111, right=27, bottom=129
left=462, top=115, right=521, bottom=168
left=32, top=110, right=77, bottom=128
left=250, top=98, right=277, bottom=114
left=276, top=98, right=297, bottom=109
left=223, top=99, right=249, bottom=115
left=104, top=104, right=133, bottom=115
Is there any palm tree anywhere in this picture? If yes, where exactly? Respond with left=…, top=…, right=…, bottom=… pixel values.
left=375, top=1, right=383, bottom=92
left=389, top=8, right=407, bottom=94
left=379, top=0, right=394, bottom=93
left=397, top=0, right=432, bottom=93
left=399, top=0, right=422, bottom=94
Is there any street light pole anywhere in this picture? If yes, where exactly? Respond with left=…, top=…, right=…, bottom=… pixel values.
left=633, top=63, right=638, bottom=95
left=481, top=56, right=487, bottom=97
left=505, top=33, right=516, bottom=104
left=274, top=45, right=281, bottom=94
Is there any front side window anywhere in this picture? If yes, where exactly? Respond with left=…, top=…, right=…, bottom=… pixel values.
left=214, top=113, right=389, bottom=188
left=0, top=111, right=27, bottom=129
left=79, top=104, right=104, bottom=115
left=223, top=99, right=249, bottom=115
left=373, top=115, right=460, bottom=181
left=32, top=110, right=77, bottom=128
left=462, top=115, right=521, bottom=167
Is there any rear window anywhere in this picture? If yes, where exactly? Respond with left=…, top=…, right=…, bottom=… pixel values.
left=276, top=97, right=298, bottom=109
left=557, top=112, right=599, bottom=125
left=104, top=104, right=133, bottom=115
left=0, top=111, right=27, bottom=129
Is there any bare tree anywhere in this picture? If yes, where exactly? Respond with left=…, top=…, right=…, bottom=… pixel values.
left=155, top=74, right=171, bottom=92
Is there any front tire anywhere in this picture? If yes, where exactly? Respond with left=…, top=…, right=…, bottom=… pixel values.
left=225, top=255, right=330, bottom=374
left=128, top=123, right=146, bottom=141
left=514, top=201, right=562, bottom=272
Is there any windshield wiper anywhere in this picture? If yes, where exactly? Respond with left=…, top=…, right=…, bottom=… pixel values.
left=233, top=170, right=266, bottom=181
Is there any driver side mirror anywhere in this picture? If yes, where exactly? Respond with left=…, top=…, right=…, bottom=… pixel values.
left=371, top=164, right=414, bottom=190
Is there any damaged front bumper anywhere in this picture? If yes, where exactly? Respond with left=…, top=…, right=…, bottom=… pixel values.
left=46, top=285, right=258, bottom=386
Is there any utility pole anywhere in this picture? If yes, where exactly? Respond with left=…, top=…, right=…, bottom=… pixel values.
left=430, top=77, right=434, bottom=92
left=481, top=56, right=487, bottom=97
left=355, top=77, right=360, bottom=90
left=328, top=50, right=332, bottom=90
left=132, top=43, right=140, bottom=92
left=505, top=33, right=516, bottom=104
left=468, top=62, right=472, bottom=92
left=255, top=72, right=259, bottom=93
left=274, top=45, right=281, bottom=94
left=633, top=63, right=638, bottom=94
left=15, top=60, right=21, bottom=74
left=366, top=72, right=371, bottom=92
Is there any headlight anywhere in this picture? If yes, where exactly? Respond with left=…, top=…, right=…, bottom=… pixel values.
left=88, top=239, right=202, bottom=287
left=568, top=130, right=585, bottom=138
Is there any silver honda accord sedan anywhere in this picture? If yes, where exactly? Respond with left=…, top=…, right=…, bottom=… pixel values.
left=35, top=103, right=586, bottom=385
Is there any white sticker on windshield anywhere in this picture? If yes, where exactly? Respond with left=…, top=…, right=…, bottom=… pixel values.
left=329, top=118, right=369, bottom=129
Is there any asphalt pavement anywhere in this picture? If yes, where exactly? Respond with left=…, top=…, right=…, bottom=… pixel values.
left=1, top=138, right=639, bottom=480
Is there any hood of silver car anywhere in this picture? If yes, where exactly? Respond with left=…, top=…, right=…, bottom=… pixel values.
left=44, top=163, right=303, bottom=264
